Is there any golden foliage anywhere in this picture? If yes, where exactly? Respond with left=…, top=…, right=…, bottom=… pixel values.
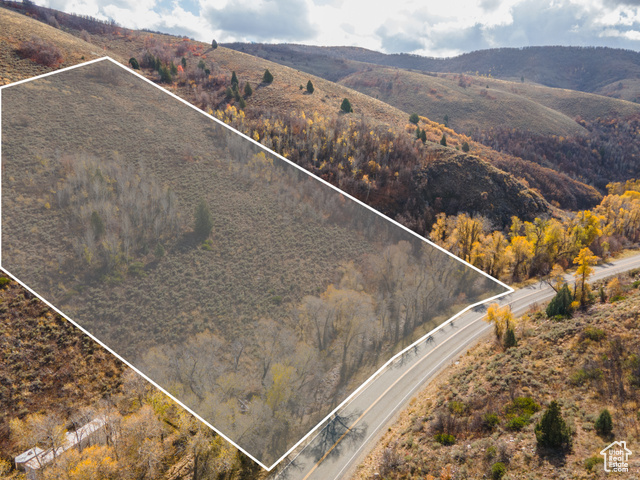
left=485, top=303, right=515, bottom=341
left=430, top=184, right=640, bottom=285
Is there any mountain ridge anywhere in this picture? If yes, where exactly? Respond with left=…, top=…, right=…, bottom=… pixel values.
left=224, top=43, right=640, bottom=99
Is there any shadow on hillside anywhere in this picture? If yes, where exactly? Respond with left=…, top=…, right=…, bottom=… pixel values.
left=535, top=447, right=569, bottom=469
left=173, top=231, right=207, bottom=252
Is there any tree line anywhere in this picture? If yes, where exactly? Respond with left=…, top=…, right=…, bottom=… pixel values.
left=429, top=179, right=640, bottom=283
left=139, top=240, right=485, bottom=464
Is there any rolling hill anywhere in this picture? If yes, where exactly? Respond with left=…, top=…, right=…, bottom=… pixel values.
left=0, top=5, right=119, bottom=85
left=225, top=43, right=640, bottom=101
left=339, top=67, right=640, bottom=137
left=2, top=1, right=590, bottom=226
left=225, top=43, right=640, bottom=138
left=339, top=67, right=588, bottom=137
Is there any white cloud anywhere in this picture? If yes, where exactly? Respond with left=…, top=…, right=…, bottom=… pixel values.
left=35, top=0, right=640, bottom=54
left=200, top=0, right=316, bottom=42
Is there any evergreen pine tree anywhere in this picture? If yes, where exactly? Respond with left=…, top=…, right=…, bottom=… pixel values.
left=503, top=326, right=517, bottom=349
left=546, top=284, right=574, bottom=318
left=595, top=409, right=613, bottom=436
left=462, top=141, right=470, bottom=152
left=420, top=129, right=427, bottom=143
left=128, top=57, right=140, bottom=70
left=440, top=134, right=447, bottom=146
left=535, top=401, right=572, bottom=451
left=181, top=57, right=187, bottom=69
left=262, top=69, right=274, bottom=83
left=154, top=243, right=165, bottom=259
left=409, top=113, right=419, bottom=124
left=159, top=64, right=172, bottom=83
left=238, top=97, right=246, bottom=109
left=211, top=39, right=218, bottom=50
left=194, top=199, right=213, bottom=239
left=231, top=71, right=239, bottom=88
left=244, top=82, right=253, bottom=96
left=142, top=52, right=155, bottom=69
left=91, top=211, right=105, bottom=239
left=340, top=98, right=353, bottom=113
left=306, top=80, right=314, bottom=94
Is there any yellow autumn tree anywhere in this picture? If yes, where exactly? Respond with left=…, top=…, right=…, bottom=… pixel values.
left=570, top=210, right=602, bottom=251
left=542, top=219, right=568, bottom=265
left=430, top=212, right=451, bottom=248
left=524, top=217, right=548, bottom=258
left=507, top=236, right=534, bottom=281
left=573, top=247, right=599, bottom=306
left=485, top=303, right=515, bottom=342
left=476, top=230, right=509, bottom=278
left=69, top=445, right=118, bottom=480
left=266, top=363, right=295, bottom=412
left=451, top=214, right=484, bottom=262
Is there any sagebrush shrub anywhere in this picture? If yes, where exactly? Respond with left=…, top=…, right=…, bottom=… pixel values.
left=17, top=36, right=63, bottom=67
left=491, top=462, right=506, bottom=480
left=434, top=432, right=456, bottom=445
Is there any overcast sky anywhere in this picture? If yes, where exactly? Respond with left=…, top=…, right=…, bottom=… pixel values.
left=40, top=0, right=640, bottom=56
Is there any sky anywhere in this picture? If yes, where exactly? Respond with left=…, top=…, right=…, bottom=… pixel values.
left=39, top=0, right=640, bottom=57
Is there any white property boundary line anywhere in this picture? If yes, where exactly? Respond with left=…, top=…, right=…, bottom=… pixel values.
left=0, top=57, right=514, bottom=471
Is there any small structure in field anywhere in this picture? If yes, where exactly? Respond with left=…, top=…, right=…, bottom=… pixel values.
left=14, top=416, right=109, bottom=479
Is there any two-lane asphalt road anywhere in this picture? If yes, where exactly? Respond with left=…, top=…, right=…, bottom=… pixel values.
left=271, top=252, right=640, bottom=480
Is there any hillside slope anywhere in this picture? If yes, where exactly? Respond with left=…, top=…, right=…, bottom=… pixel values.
left=339, top=67, right=588, bottom=137
left=0, top=3, right=567, bottom=226
left=224, top=43, right=640, bottom=138
left=354, top=272, right=640, bottom=479
left=0, top=5, right=121, bottom=85
left=414, top=149, right=548, bottom=225
left=225, top=43, right=640, bottom=101
left=0, top=275, right=265, bottom=480
left=340, top=67, right=640, bottom=137
left=0, top=279, right=124, bottom=454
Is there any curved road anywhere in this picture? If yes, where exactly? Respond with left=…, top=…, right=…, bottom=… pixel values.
left=271, top=253, right=640, bottom=480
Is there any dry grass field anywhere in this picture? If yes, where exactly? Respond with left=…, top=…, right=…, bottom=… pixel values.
left=1, top=3, right=639, bottom=478
left=228, top=43, right=640, bottom=105
left=0, top=6, right=123, bottom=85
left=339, top=67, right=640, bottom=137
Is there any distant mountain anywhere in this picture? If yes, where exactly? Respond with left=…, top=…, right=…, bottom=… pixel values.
left=224, top=43, right=640, bottom=101
left=337, top=66, right=640, bottom=136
